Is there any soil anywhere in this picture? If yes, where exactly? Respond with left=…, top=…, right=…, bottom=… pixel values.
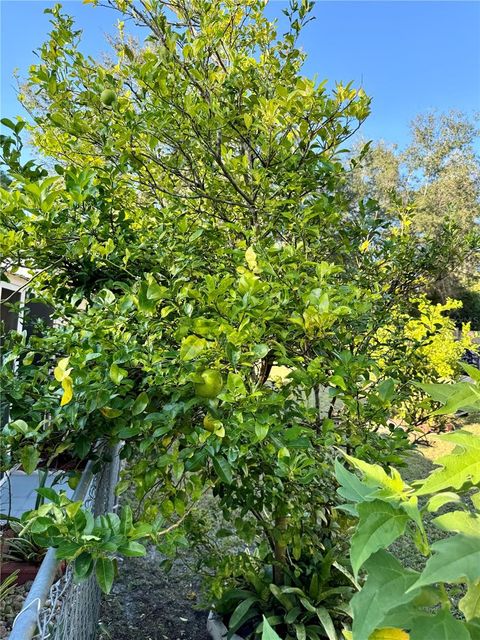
left=98, top=545, right=210, bottom=640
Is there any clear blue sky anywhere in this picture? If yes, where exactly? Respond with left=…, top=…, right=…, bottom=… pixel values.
left=1, top=0, right=479, bottom=150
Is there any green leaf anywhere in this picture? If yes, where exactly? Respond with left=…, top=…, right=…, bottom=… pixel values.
left=460, top=362, right=480, bottom=382
left=433, top=511, right=480, bottom=537
left=418, top=381, right=480, bottom=415
left=335, top=459, right=376, bottom=509
left=36, top=486, right=61, bottom=504
left=56, top=541, right=83, bottom=559
left=74, top=552, right=93, bottom=579
left=253, top=343, right=269, bottom=359
left=146, top=281, right=166, bottom=300
left=270, top=584, right=295, bottom=611
left=132, top=391, right=149, bottom=415
left=408, top=534, right=480, bottom=591
left=229, top=596, right=258, bottom=633
left=23, top=351, right=35, bottom=365
left=95, top=556, right=115, bottom=594
left=415, top=430, right=480, bottom=495
left=100, top=407, right=123, bottom=419
left=9, top=419, right=30, bottom=434
left=1, top=117, right=16, bottom=131
left=426, top=491, right=461, bottom=512
left=460, top=580, right=480, bottom=621
left=351, top=550, right=420, bottom=640
left=255, top=423, right=269, bottom=441
left=316, top=606, right=337, bottom=640
left=20, top=445, right=40, bottom=475
left=212, top=456, right=233, bottom=484
left=350, top=500, right=409, bottom=577
left=342, top=454, right=405, bottom=496
left=466, top=620, right=480, bottom=640
left=180, top=335, right=207, bottom=361
left=118, top=541, right=146, bottom=557
left=226, top=372, right=247, bottom=398
left=110, top=362, right=128, bottom=384
left=295, top=623, right=306, bottom=640
left=472, top=491, right=480, bottom=511
left=377, top=378, right=396, bottom=403
left=407, top=609, right=471, bottom=640
left=261, top=617, right=282, bottom=640
left=119, top=505, right=133, bottom=536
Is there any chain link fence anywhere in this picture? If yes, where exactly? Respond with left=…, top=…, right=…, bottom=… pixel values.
left=8, top=447, right=121, bottom=640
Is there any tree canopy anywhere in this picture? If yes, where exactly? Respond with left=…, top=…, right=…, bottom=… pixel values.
left=347, top=110, right=480, bottom=326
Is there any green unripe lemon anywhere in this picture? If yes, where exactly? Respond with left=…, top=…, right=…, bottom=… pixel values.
left=203, top=413, right=218, bottom=432
left=100, top=89, right=117, bottom=106
left=194, top=369, right=223, bottom=399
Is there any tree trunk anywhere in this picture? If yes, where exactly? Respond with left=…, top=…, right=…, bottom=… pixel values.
left=273, top=515, right=288, bottom=586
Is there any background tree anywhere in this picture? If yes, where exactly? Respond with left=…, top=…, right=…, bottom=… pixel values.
left=347, top=110, right=480, bottom=326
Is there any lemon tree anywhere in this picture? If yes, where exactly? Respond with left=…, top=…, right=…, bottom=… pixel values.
left=0, top=0, right=473, bottom=634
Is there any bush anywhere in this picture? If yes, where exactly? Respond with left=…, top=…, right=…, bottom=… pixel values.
left=336, top=369, right=480, bottom=639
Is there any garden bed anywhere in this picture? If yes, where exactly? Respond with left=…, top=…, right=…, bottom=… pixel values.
left=98, top=546, right=210, bottom=640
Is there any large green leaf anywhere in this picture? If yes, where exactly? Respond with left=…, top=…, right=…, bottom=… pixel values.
left=426, top=491, right=461, bottom=512
left=350, top=500, right=409, bottom=577
left=351, top=550, right=420, bottom=640
left=74, top=552, right=93, bottom=579
left=229, top=596, right=258, bottom=634
left=409, top=534, right=480, bottom=590
left=467, top=621, right=480, bottom=640
left=342, top=454, right=405, bottom=496
left=460, top=362, right=480, bottom=382
left=415, top=430, right=480, bottom=495
left=118, top=541, right=146, bottom=557
left=417, top=381, right=480, bottom=414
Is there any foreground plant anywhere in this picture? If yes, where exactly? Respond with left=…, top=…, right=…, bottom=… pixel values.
left=335, top=370, right=480, bottom=640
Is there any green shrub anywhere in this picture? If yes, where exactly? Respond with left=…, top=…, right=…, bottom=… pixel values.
left=335, top=367, right=480, bottom=640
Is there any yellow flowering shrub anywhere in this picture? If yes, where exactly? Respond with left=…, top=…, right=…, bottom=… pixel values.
left=404, top=298, right=472, bottom=379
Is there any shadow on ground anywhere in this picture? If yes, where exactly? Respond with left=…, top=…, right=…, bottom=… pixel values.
left=98, top=546, right=209, bottom=640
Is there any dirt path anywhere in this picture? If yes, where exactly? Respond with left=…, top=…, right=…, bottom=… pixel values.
left=98, top=546, right=210, bottom=640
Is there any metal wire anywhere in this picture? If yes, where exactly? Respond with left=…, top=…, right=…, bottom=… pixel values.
left=9, top=448, right=121, bottom=640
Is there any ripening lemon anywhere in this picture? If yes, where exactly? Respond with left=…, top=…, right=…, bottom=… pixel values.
left=194, top=369, right=223, bottom=399
left=203, top=413, right=218, bottom=432
left=100, top=89, right=117, bottom=106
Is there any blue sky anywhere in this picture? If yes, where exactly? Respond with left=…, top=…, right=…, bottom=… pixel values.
left=1, top=0, right=479, bottom=150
